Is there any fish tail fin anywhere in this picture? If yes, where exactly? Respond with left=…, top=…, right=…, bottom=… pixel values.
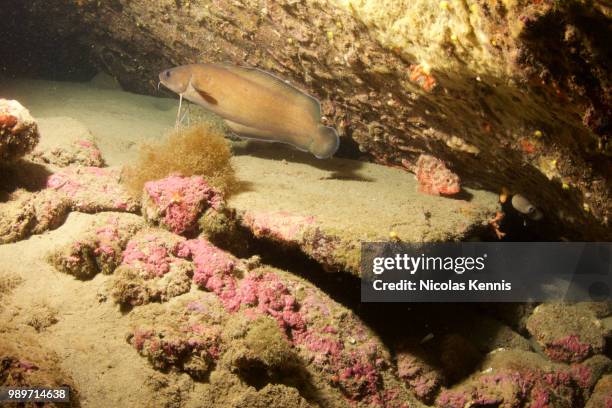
left=310, top=126, right=339, bottom=159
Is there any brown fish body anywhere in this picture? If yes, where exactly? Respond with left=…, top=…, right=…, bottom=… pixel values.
left=160, top=64, right=339, bottom=158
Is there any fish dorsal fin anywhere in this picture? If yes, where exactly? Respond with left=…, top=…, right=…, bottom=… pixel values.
left=219, top=64, right=321, bottom=120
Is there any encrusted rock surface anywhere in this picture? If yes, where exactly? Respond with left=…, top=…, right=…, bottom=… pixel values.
left=436, top=349, right=609, bottom=408
left=0, top=166, right=139, bottom=244
left=142, top=175, right=223, bottom=235
left=585, top=374, right=612, bottom=408
left=527, top=303, right=609, bottom=364
left=48, top=213, right=144, bottom=279
left=0, top=99, right=39, bottom=163
left=29, top=116, right=104, bottom=167
left=227, top=143, right=500, bottom=275
left=111, top=229, right=193, bottom=306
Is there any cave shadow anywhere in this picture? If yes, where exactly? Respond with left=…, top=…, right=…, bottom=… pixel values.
left=446, top=188, right=474, bottom=202
left=0, top=159, right=53, bottom=201
left=232, top=140, right=374, bottom=183
left=233, top=352, right=327, bottom=405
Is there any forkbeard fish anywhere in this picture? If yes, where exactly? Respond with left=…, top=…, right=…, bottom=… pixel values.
left=159, top=64, right=340, bottom=159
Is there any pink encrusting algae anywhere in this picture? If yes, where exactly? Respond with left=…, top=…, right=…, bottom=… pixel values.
left=121, top=234, right=185, bottom=278
left=435, top=349, right=597, bottom=408
left=124, top=234, right=398, bottom=405
left=143, top=175, right=223, bottom=235
left=177, top=238, right=238, bottom=308
left=48, top=214, right=144, bottom=278
left=544, top=335, right=592, bottom=363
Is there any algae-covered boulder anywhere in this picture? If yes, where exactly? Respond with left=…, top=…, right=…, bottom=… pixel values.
left=48, top=213, right=144, bottom=279
left=0, top=99, right=39, bottom=163
left=110, top=229, right=194, bottom=306
left=435, top=349, right=606, bottom=408
left=29, top=116, right=104, bottom=167
left=142, top=175, right=224, bottom=236
left=526, top=303, right=609, bottom=363
left=119, top=231, right=424, bottom=407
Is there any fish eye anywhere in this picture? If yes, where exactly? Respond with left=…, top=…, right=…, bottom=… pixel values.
left=165, top=70, right=171, bottom=78
left=527, top=206, right=536, bottom=214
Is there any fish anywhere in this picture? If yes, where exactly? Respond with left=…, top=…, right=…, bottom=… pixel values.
left=414, top=154, right=461, bottom=196
left=159, top=64, right=340, bottom=159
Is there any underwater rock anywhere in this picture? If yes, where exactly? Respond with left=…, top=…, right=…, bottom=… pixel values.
left=47, top=166, right=139, bottom=213
left=414, top=154, right=461, bottom=196
left=229, top=148, right=499, bottom=275
left=111, top=229, right=193, bottom=306
left=125, top=233, right=420, bottom=406
left=585, top=374, right=612, bottom=408
left=142, top=175, right=223, bottom=235
left=395, top=341, right=444, bottom=404
left=128, top=294, right=225, bottom=380
left=233, top=384, right=312, bottom=408
left=0, top=189, right=72, bottom=244
left=0, top=329, right=79, bottom=407
left=526, top=303, right=608, bottom=363
left=0, top=165, right=138, bottom=244
left=29, top=116, right=104, bottom=167
left=435, top=349, right=599, bottom=408
left=48, top=213, right=144, bottom=279
left=0, top=99, right=39, bottom=163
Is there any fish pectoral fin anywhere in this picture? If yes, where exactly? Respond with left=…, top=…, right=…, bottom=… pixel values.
left=194, top=88, right=218, bottom=105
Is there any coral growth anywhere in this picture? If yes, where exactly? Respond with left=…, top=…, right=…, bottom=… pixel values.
left=122, top=123, right=235, bottom=199
left=0, top=99, right=39, bottom=163
left=142, top=175, right=223, bottom=235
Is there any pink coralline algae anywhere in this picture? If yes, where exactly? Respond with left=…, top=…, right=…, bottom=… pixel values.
left=415, top=154, right=461, bottom=196
left=122, top=232, right=185, bottom=278
left=130, top=320, right=222, bottom=380
left=46, top=166, right=139, bottom=212
left=526, top=304, right=606, bottom=364
left=124, top=235, right=407, bottom=406
left=233, top=272, right=306, bottom=335
left=178, top=238, right=238, bottom=308
left=49, top=213, right=144, bottom=279
left=111, top=230, right=194, bottom=306
left=545, top=335, right=592, bottom=364
left=48, top=214, right=142, bottom=279
left=143, top=175, right=223, bottom=235
left=436, top=350, right=590, bottom=408
left=243, top=211, right=315, bottom=242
